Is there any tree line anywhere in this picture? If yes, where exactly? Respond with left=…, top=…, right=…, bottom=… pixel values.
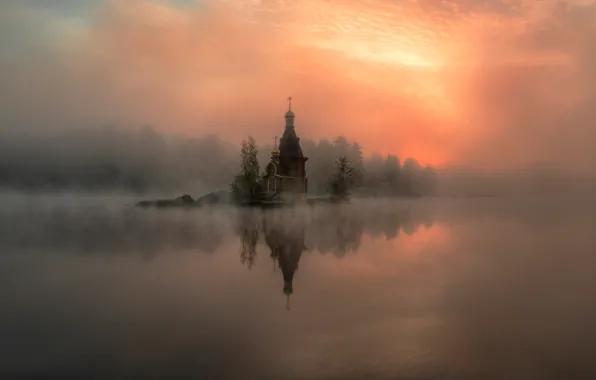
left=0, top=126, right=437, bottom=196
left=235, top=135, right=438, bottom=199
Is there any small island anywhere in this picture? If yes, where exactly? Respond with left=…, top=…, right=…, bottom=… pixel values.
left=137, top=97, right=350, bottom=209
left=136, top=97, right=404, bottom=209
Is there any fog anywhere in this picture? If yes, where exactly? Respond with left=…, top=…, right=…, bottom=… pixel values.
left=0, top=122, right=592, bottom=198
left=0, top=125, right=592, bottom=198
left=3, top=2, right=596, bottom=378
left=1, top=195, right=596, bottom=378
left=0, top=120, right=445, bottom=197
left=2, top=1, right=596, bottom=177
left=0, top=126, right=238, bottom=195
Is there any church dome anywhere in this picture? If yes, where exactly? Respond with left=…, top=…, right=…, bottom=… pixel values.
left=271, top=147, right=280, bottom=156
left=285, top=109, right=295, bottom=118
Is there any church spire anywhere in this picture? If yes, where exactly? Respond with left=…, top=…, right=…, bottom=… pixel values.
left=284, top=96, right=295, bottom=127
left=271, top=136, right=280, bottom=160
left=281, top=96, right=303, bottom=158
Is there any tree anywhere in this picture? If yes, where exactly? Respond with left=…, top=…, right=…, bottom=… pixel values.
left=311, top=139, right=336, bottom=193
left=421, top=165, right=438, bottom=195
left=329, top=156, right=357, bottom=201
left=231, top=136, right=261, bottom=203
left=383, top=155, right=401, bottom=195
left=402, top=158, right=421, bottom=196
left=348, top=142, right=365, bottom=187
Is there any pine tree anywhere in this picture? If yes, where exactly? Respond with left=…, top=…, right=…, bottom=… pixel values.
left=329, top=156, right=357, bottom=201
left=402, top=158, right=421, bottom=196
left=231, top=136, right=261, bottom=203
left=383, top=155, right=400, bottom=195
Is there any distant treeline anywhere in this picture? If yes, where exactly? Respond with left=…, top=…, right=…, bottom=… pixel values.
left=0, top=126, right=238, bottom=195
left=0, top=126, right=437, bottom=196
left=257, top=136, right=438, bottom=197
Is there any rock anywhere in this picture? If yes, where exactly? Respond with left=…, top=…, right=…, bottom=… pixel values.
left=175, top=194, right=194, bottom=204
left=136, top=194, right=194, bottom=208
left=196, top=190, right=233, bottom=206
left=136, top=191, right=232, bottom=208
left=136, top=200, right=152, bottom=207
left=136, top=199, right=177, bottom=208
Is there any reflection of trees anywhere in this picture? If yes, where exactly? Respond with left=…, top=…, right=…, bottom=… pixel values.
left=300, top=204, right=420, bottom=256
left=0, top=201, right=436, bottom=262
left=236, top=211, right=259, bottom=269
left=232, top=203, right=436, bottom=309
left=305, top=208, right=364, bottom=256
left=239, top=229, right=258, bottom=269
left=234, top=203, right=435, bottom=263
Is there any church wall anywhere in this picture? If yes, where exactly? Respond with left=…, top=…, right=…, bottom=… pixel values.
left=280, top=157, right=307, bottom=179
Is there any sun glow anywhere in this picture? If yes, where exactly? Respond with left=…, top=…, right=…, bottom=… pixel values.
left=310, top=39, right=442, bottom=68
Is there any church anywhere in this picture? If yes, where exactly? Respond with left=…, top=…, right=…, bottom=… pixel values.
left=261, top=97, right=309, bottom=201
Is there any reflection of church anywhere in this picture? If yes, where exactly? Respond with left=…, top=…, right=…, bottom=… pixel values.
left=233, top=203, right=432, bottom=309
left=261, top=97, right=309, bottom=202
left=263, top=217, right=307, bottom=310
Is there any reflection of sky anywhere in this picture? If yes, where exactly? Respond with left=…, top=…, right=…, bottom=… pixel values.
left=2, top=196, right=596, bottom=378
left=0, top=197, right=451, bottom=379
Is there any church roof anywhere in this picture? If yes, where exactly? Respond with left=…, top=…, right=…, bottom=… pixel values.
left=279, top=96, right=306, bottom=158
left=279, top=128, right=304, bottom=157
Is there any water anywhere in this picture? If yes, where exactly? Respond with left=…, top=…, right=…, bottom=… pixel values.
left=1, top=194, right=596, bottom=379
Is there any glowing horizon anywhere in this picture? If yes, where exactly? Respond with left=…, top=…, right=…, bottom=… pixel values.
left=1, top=0, right=596, bottom=173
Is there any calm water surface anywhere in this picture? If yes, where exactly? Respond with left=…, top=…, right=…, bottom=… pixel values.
left=1, top=194, right=596, bottom=379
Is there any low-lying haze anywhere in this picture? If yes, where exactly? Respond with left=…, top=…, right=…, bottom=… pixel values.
left=2, top=195, right=596, bottom=379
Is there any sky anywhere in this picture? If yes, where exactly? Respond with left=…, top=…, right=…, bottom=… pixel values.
left=1, top=0, right=595, bottom=172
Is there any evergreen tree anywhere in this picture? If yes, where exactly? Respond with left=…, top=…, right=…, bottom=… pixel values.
left=402, top=158, right=421, bottom=196
left=231, top=136, right=261, bottom=203
left=349, top=142, right=365, bottom=187
left=421, top=165, right=438, bottom=195
left=362, top=152, right=384, bottom=193
left=315, top=139, right=336, bottom=193
left=384, top=154, right=401, bottom=195
left=329, top=156, right=357, bottom=201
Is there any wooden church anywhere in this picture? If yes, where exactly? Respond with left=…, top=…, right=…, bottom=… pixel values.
left=261, top=97, right=309, bottom=202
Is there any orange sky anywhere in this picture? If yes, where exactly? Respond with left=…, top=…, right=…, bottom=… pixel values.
left=1, top=0, right=596, bottom=171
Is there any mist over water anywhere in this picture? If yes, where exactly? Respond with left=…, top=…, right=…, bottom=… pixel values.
left=3, top=0, right=596, bottom=377
left=1, top=193, right=596, bottom=379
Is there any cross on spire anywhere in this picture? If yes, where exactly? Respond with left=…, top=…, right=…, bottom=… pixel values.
left=287, top=96, right=292, bottom=111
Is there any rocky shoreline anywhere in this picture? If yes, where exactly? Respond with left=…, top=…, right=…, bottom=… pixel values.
left=135, top=191, right=232, bottom=208
left=135, top=191, right=343, bottom=209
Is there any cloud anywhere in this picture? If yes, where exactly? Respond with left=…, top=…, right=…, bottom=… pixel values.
left=453, top=1, right=596, bottom=173
left=0, top=0, right=595, bottom=174
left=0, top=0, right=457, bottom=161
